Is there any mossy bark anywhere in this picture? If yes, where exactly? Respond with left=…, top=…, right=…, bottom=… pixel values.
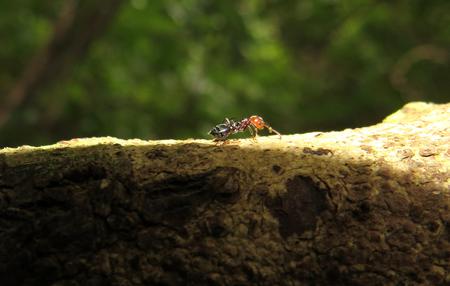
left=0, top=102, right=449, bottom=286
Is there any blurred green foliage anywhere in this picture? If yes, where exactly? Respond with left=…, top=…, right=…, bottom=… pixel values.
left=0, top=0, right=449, bottom=147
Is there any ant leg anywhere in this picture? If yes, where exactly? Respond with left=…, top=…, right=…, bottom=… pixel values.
left=248, top=126, right=258, bottom=141
left=247, top=126, right=254, bottom=138
left=253, top=126, right=259, bottom=140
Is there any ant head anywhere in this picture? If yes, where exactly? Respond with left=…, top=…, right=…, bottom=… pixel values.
left=249, top=115, right=265, bottom=129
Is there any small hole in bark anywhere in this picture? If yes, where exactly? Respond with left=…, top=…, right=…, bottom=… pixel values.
left=427, top=221, right=440, bottom=233
left=352, top=201, right=371, bottom=221
left=272, top=165, right=282, bottom=174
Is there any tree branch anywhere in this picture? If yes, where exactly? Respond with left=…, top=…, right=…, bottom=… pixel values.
left=0, top=102, right=449, bottom=285
left=0, top=0, right=124, bottom=128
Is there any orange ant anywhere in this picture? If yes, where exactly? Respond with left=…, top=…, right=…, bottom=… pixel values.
left=209, top=115, right=281, bottom=141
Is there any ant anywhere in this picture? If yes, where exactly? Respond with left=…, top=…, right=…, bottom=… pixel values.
left=208, top=115, right=281, bottom=142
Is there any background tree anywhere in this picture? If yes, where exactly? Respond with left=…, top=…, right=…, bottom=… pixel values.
left=0, top=0, right=448, bottom=147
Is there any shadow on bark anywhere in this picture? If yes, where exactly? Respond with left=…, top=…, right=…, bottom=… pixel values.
left=0, top=134, right=448, bottom=285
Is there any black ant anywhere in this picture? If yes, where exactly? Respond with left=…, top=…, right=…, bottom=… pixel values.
left=208, top=115, right=281, bottom=142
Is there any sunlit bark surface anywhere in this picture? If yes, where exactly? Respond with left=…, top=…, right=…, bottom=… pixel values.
left=0, top=102, right=449, bottom=286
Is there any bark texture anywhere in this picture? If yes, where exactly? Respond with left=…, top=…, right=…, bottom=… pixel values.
left=0, top=102, right=449, bottom=286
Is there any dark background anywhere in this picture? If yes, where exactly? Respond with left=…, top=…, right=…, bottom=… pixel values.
left=0, top=0, right=449, bottom=147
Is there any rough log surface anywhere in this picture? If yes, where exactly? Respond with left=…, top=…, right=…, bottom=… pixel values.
left=0, top=102, right=449, bottom=286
